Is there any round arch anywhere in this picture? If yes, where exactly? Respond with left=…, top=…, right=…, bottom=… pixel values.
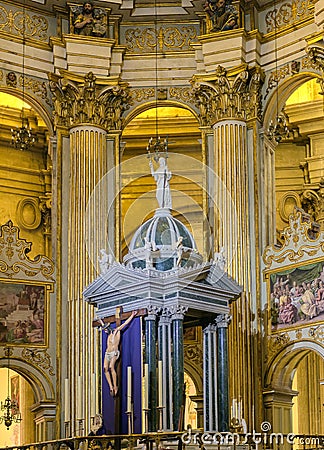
left=0, top=356, right=55, bottom=403
left=0, top=86, right=54, bottom=137
left=263, top=71, right=323, bottom=129
left=123, top=99, right=200, bottom=129
left=184, top=360, right=203, bottom=394
left=265, top=339, right=324, bottom=390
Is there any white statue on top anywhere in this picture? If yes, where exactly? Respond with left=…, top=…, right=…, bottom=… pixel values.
left=149, top=156, right=172, bottom=209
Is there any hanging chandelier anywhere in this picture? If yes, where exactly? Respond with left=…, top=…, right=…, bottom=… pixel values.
left=11, top=116, right=36, bottom=151
left=147, top=136, right=168, bottom=161
left=0, top=349, right=22, bottom=430
left=267, top=111, right=289, bottom=143
left=11, top=1, right=36, bottom=151
left=146, top=0, right=169, bottom=162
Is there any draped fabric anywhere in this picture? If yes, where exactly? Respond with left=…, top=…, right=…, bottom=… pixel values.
left=270, top=261, right=324, bottom=287
left=102, top=317, right=142, bottom=434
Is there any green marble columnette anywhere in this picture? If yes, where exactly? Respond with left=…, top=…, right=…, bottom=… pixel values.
left=172, top=318, right=184, bottom=429
left=217, top=326, right=229, bottom=431
left=145, top=317, right=157, bottom=431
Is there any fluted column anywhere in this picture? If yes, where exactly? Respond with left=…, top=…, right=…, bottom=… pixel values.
left=49, top=71, right=131, bottom=436
left=145, top=305, right=159, bottom=431
left=203, top=323, right=217, bottom=432
left=191, top=65, right=264, bottom=430
left=216, top=314, right=231, bottom=431
left=171, top=305, right=188, bottom=430
left=69, top=124, right=108, bottom=434
left=158, top=308, right=172, bottom=430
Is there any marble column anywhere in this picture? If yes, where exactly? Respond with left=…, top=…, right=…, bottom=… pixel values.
left=203, top=323, right=218, bottom=432
left=171, top=305, right=188, bottom=430
left=158, top=307, right=172, bottom=430
left=145, top=305, right=159, bottom=431
left=216, top=314, right=231, bottom=431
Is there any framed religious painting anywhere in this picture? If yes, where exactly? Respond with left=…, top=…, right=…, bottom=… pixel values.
left=267, top=259, right=324, bottom=333
left=0, top=280, right=53, bottom=346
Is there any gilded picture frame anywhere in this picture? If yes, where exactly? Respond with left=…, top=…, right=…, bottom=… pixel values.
left=0, top=280, right=53, bottom=346
left=267, top=259, right=324, bottom=333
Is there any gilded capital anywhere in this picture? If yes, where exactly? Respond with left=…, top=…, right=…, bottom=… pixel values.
left=191, top=65, right=264, bottom=125
left=306, top=43, right=324, bottom=73
left=49, top=71, right=132, bottom=130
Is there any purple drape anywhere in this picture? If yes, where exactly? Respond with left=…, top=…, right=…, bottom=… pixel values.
left=102, top=317, right=142, bottom=434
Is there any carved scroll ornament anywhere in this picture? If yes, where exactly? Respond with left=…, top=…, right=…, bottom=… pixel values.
left=263, top=209, right=324, bottom=270
left=0, top=220, right=54, bottom=280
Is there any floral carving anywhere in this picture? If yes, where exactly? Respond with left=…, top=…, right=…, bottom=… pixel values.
left=0, top=5, right=48, bottom=41
left=124, top=25, right=198, bottom=53
left=22, top=348, right=55, bottom=375
left=268, top=333, right=290, bottom=360
left=265, top=0, right=316, bottom=33
left=184, top=344, right=203, bottom=366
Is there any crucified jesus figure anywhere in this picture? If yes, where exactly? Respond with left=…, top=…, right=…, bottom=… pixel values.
left=98, top=310, right=137, bottom=397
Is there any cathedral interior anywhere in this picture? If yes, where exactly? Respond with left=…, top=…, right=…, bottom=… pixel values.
left=0, top=0, right=324, bottom=446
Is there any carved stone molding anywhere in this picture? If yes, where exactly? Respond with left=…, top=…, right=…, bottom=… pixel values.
left=278, top=191, right=302, bottom=223
left=22, top=348, right=55, bottom=376
left=267, top=333, right=290, bottom=361
left=0, top=5, right=49, bottom=41
left=184, top=343, right=203, bottom=367
left=265, top=0, right=316, bottom=33
left=0, top=220, right=54, bottom=280
left=124, top=24, right=198, bottom=53
left=306, top=43, right=324, bottom=73
left=309, top=325, right=324, bottom=342
left=191, top=65, right=264, bottom=125
left=301, top=182, right=324, bottom=228
left=145, top=304, right=160, bottom=320
left=215, top=313, right=232, bottom=328
left=16, top=198, right=42, bottom=231
left=170, top=305, right=188, bottom=320
left=49, top=71, right=132, bottom=130
left=263, top=208, right=324, bottom=270
left=39, top=193, right=52, bottom=237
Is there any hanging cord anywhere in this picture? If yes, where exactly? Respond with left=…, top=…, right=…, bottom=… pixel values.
left=154, top=0, right=159, bottom=141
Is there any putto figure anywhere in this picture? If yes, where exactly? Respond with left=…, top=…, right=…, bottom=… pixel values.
left=203, top=0, right=239, bottom=32
left=72, top=2, right=106, bottom=37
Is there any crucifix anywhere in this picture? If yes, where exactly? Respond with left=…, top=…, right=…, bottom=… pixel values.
left=94, top=307, right=146, bottom=434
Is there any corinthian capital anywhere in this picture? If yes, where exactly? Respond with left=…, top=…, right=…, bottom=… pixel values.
left=48, top=71, right=132, bottom=130
left=191, top=65, right=264, bottom=125
left=215, top=313, right=232, bottom=328
left=306, top=43, right=324, bottom=73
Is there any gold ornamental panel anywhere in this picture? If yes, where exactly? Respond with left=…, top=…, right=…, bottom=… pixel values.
left=265, top=0, right=316, bottom=33
left=0, top=5, right=48, bottom=41
left=122, top=24, right=199, bottom=53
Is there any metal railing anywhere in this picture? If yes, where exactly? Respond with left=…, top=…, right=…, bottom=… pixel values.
left=1, top=432, right=324, bottom=450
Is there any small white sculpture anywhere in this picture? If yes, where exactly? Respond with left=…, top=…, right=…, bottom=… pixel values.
left=149, top=157, right=172, bottom=209
left=213, top=246, right=226, bottom=270
left=176, top=236, right=184, bottom=266
left=98, top=249, right=114, bottom=274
